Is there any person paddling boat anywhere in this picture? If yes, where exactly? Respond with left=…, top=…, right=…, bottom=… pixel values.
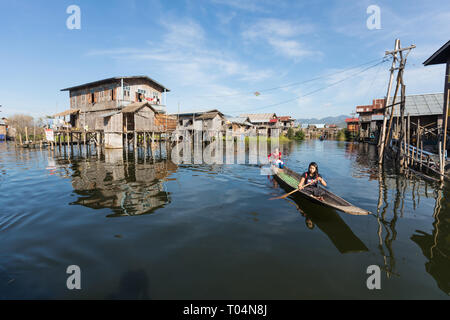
left=298, top=162, right=327, bottom=201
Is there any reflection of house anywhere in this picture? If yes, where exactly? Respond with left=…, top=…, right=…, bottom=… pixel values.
left=57, top=76, right=170, bottom=130
left=69, top=153, right=178, bottom=217
left=224, top=117, right=253, bottom=136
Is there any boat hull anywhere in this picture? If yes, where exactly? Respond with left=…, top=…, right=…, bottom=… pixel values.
left=272, top=165, right=370, bottom=215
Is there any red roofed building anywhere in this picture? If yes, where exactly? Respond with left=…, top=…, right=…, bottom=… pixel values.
left=345, top=118, right=359, bottom=133
left=277, top=116, right=295, bottom=129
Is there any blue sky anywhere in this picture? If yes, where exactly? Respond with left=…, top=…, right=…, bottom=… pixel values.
left=0, top=0, right=449, bottom=119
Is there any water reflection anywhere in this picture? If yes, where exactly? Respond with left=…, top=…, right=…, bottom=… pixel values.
left=285, top=197, right=369, bottom=254
left=352, top=143, right=448, bottom=292
left=270, top=175, right=369, bottom=254
left=59, top=149, right=177, bottom=217
left=411, top=189, right=450, bottom=295
left=3, top=140, right=449, bottom=298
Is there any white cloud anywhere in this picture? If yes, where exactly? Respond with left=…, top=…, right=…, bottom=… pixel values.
left=211, top=0, right=266, bottom=13
left=242, top=18, right=319, bottom=60
left=86, top=18, right=273, bottom=113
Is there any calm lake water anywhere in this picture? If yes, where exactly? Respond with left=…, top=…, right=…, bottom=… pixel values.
left=0, top=140, right=449, bottom=299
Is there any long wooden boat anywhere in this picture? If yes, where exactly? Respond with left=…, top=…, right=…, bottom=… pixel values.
left=272, top=165, right=371, bottom=216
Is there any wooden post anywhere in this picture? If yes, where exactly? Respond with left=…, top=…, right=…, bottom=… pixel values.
left=379, top=39, right=400, bottom=164
left=159, top=133, right=163, bottom=158
left=420, top=140, right=423, bottom=171
left=439, top=141, right=443, bottom=181
left=144, top=132, right=147, bottom=162
left=407, top=114, right=410, bottom=166
left=416, top=118, right=420, bottom=165
left=442, top=89, right=449, bottom=177
left=383, top=69, right=402, bottom=152
left=25, top=127, right=28, bottom=143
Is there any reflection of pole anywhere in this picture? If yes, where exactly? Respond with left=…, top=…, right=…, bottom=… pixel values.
left=430, top=189, right=443, bottom=259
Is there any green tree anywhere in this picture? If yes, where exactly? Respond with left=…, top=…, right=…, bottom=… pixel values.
left=294, top=130, right=305, bottom=141
left=287, top=127, right=294, bottom=139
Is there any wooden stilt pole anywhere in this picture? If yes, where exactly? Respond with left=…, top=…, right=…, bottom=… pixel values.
left=407, top=114, right=411, bottom=166
left=416, top=118, right=420, bottom=165
left=441, top=89, right=449, bottom=180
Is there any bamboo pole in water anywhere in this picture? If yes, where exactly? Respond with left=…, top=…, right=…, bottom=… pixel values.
left=416, top=118, right=420, bottom=165
left=420, top=140, right=423, bottom=171
left=407, top=114, right=411, bottom=166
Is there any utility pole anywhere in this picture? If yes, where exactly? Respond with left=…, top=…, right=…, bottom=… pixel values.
left=378, top=39, right=399, bottom=164
left=378, top=39, right=415, bottom=165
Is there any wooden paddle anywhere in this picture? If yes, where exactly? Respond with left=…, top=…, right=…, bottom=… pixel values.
left=269, top=179, right=317, bottom=200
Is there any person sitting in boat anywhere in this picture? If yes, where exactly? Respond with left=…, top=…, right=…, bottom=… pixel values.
left=268, top=148, right=284, bottom=168
left=298, top=162, right=327, bottom=200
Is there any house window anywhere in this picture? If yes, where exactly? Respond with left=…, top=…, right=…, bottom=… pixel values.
left=123, top=86, right=130, bottom=99
left=153, top=92, right=160, bottom=104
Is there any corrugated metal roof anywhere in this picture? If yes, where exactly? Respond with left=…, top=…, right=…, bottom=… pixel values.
left=121, top=102, right=156, bottom=113
left=423, top=40, right=450, bottom=66
left=226, top=117, right=253, bottom=126
left=53, top=109, right=80, bottom=117
left=196, top=111, right=224, bottom=120
left=391, top=93, right=443, bottom=117
left=239, top=113, right=277, bottom=123
left=60, top=76, right=170, bottom=92
left=171, top=109, right=219, bottom=116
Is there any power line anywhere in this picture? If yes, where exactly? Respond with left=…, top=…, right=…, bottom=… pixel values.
left=195, top=57, right=388, bottom=99
left=225, top=58, right=390, bottom=114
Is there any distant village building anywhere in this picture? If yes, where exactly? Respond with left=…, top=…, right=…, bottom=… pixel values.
left=356, top=93, right=444, bottom=141
left=224, top=117, right=253, bottom=136
left=356, top=98, right=387, bottom=139
left=239, top=113, right=280, bottom=136
left=172, top=109, right=225, bottom=133
left=277, top=116, right=295, bottom=128
left=58, top=76, right=170, bottom=130
left=0, top=119, right=6, bottom=141
left=195, top=110, right=226, bottom=131
left=345, top=118, right=359, bottom=135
